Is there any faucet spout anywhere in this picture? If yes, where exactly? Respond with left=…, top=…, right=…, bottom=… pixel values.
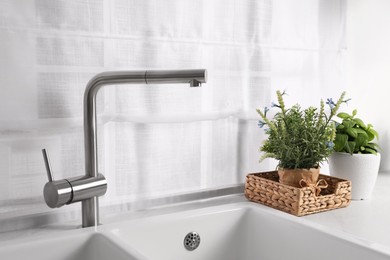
left=82, top=69, right=207, bottom=227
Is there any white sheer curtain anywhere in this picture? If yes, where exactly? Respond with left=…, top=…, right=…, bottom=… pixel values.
left=0, top=0, right=346, bottom=227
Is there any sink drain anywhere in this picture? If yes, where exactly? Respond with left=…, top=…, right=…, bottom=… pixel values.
left=184, top=232, right=201, bottom=251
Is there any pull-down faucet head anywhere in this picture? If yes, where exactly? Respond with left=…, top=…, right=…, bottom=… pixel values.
left=144, top=69, right=206, bottom=87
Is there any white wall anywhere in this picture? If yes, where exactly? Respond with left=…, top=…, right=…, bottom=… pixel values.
left=0, top=0, right=347, bottom=231
left=347, top=0, right=390, bottom=171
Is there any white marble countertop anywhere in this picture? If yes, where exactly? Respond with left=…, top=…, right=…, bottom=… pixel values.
left=304, top=171, right=390, bottom=251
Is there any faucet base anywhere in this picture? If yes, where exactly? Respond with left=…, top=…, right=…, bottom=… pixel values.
left=82, top=197, right=99, bottom=227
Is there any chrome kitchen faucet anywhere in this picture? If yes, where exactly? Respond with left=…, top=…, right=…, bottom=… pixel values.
left=42, top=69, right=207, bottom=228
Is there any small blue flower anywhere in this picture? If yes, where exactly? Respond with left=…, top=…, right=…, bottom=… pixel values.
left=258, top=120, right=266, bottom=128
left=326, top=98, right=335, bottom=109
left=263, top=128, right=270, bottom=133
left=325, top=141, right=334, bottom=149
left=271, top=101, right=279, bottom=108
left=264, top=106, right=269, bottom=115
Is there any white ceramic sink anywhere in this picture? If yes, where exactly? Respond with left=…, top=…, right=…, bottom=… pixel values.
left=2, top=199, right=390, bottom=260
left=0, top=231, right=140, bottom=260
left=102, top=202, right=390, bottom=260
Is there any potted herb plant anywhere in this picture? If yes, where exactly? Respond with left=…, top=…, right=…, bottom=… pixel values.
left=329, top=109, right=381, bottom=200
left=257, top=90, right=347, bottom=187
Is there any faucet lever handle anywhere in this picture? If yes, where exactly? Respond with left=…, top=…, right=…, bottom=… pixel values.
left=42, top=149, right=54, bottom=182
left=42, top=148, right=73, bottom=208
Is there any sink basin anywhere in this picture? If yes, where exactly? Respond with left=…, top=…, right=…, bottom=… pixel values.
left=0, top=231, right=140, bottom=260
left=2, top=199, right=390, bottom=260
left=104, top=202, right=390, bottom=260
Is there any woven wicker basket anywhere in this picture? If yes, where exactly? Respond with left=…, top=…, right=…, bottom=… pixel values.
left=245, top=171, right=351, bottom=216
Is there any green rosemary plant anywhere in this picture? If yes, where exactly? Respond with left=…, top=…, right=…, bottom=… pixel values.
left=257, top=90, right=347, bottom=169
left=333, top=109, right=380, bottom=155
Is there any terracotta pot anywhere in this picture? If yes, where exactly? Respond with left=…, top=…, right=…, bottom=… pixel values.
left=277, top=167, right=320, bottom=187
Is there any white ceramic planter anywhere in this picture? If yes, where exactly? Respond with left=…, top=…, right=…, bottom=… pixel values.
left=329, top=152, right=381, bottom=200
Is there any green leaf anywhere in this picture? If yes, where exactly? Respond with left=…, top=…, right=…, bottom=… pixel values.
left=367, top=142, right=379, bottom=148
left=343, top=120, right=356, bottom=129
left=336, top=124, right=345, bottom=130
left=352, top=109, right=357, bottom=117
left=354, top=128, right=368, bottom=135
left=368, top=128, right=379, bottom=140
left=367, top=131, right=375, bottom=141
left=365, top=148, right=378, bottom=155
left=366, top=142, right=380, bottom=152
left=334, top=134, right=348, bottom=152
left=337, top=112, right=351, bottom=119
left=353, top=118, right=366, bottom=129
left=346, top=128, right=358, bottom=138
left=346, top=141, right=356, bottom=154
left=355, top=133, right=369, bottom=150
